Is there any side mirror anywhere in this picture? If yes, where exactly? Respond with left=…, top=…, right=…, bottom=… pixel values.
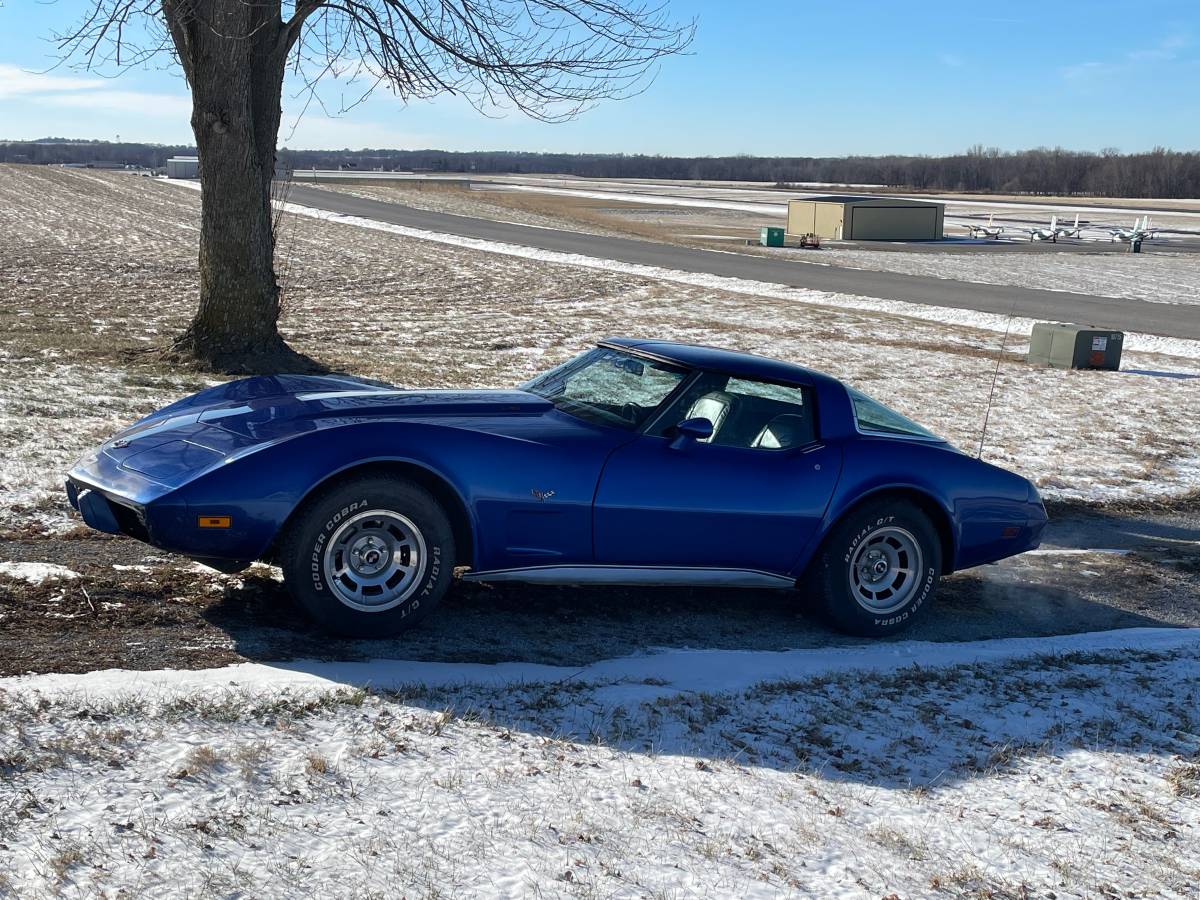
left=669, top=416, right=714, bottom=450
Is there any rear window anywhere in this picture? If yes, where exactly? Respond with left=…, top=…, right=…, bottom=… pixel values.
left=848, top=388, right=941, bottom=440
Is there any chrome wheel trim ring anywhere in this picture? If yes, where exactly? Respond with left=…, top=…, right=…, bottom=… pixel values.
left=848, top=525, right=923, bottom=615
left=322, top=509, right=426, bottom=613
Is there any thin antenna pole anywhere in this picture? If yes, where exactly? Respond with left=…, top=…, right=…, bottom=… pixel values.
left=977, top=302, right=1017, bottom=459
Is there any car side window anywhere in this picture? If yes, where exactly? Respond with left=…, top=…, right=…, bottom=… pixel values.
left=652, top=374, right=816, bottom=450
left=848, top=388, right=940, bottom=440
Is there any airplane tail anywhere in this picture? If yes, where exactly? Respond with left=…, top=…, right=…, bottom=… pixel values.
left=1050, top=215, right=1058, bottom=231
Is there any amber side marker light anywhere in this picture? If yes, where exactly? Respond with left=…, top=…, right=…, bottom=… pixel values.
left=198, top=516, right=232, bottom=529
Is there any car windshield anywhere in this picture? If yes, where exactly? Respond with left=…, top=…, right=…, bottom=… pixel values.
left=522, top=348, right=688, bottom=430
left=848, top=388, right=942, bottom=440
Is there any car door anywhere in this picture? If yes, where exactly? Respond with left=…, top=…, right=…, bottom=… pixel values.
left=592, top=375, right=842, bottom=574
left=484, top=346, right=690, bottom=571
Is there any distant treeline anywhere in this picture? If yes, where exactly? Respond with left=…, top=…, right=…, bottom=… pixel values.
left=3, top=139, right=1198, bottom=198
left=0, top=138, right=193, bottom=169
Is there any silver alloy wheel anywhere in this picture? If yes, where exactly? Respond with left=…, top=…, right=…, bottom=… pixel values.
left=848, top=525, right=923, bottom=615
left=323, top=509, right=427, bottom=613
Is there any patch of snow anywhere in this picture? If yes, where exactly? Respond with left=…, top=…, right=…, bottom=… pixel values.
left=1025, top=548, right=1134, bottom=557
left=2, top=628, right=1199, bottom=897
left=0, top=561, right=80, bottom=583
left=805, top=245, right=1200, bottom=307
left=5, top=626, right=1196, bottom=702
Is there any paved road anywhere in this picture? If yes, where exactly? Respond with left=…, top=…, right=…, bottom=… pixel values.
left=287, top=184, right=1200, bottom=341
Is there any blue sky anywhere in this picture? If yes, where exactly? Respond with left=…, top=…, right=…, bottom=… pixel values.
left=0, top=1, right=1196, bottom=154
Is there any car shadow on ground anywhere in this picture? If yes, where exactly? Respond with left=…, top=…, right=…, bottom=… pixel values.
left=195, top=570, right=1199, bottom=789
left=202, top=500, right=1199, bottom=667
left=2, top=526, right=1193, bottom=788
left=1046, top=505, right=1200, bottom=549
left=202, top=562, right=1178, bottom=669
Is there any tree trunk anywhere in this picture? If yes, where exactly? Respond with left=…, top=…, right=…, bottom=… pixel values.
left=166, top=1, right=319, bottom=374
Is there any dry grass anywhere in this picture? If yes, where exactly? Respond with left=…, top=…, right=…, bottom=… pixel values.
left=308, top=179, right=692, bottom=244
left=1165, top=761, right=1200, bottom=798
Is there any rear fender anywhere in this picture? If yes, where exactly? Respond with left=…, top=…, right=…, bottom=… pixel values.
left=788, top=438, right=969, bottom=578
left=790, top=480, right=958, bottom=579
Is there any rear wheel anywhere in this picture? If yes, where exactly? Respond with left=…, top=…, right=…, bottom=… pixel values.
left=810, top=499, right=941, bottom=637
left=281, top=476, right=455, bottom=638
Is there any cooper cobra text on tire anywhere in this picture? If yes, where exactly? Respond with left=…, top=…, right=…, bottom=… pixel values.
left=281, top=476, right=455, bottom=637
left=810, top=498, right=942, bottom=637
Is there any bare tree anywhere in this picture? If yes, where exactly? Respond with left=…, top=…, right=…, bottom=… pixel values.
left=53, top=1, right=693, bottom=372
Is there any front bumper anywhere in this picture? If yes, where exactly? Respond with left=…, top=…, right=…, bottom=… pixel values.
left=65, top=477, right=151, bottom=542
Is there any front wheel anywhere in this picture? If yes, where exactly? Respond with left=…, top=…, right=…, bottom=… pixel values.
left=809, top=499, right=942, bottom=637
left=280, top=476, right=455, bottom=638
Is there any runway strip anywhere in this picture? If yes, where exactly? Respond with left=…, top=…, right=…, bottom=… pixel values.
left=285, top=184, right=1200, bottom=342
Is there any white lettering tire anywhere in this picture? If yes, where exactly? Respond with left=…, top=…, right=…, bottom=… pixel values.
left=281, top=476, right=455, bottom=637
left=809, top=499, right=941, bottom=637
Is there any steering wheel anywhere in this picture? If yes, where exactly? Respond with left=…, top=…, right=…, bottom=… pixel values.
left=620, top=403, right=641, bottom=424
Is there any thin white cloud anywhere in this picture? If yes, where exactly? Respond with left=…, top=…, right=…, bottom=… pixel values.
left=1060, top=61, right=1108, bottom=82
left=938, top=53, right=965, bottom=69
left=0, top=63, right=103, bottom=99
left=39, top=89, right=191, bottom=118
left=1127, top=33, right=1190, bottom=62
left=1062, top=33, right=1191, bottom=87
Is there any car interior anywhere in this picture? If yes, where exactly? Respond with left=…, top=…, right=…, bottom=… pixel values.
left=679, top=385, right=815, bottom=450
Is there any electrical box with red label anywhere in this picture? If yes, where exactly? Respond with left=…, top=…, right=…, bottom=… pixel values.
left=1027, top=324, right=1123, bottom=371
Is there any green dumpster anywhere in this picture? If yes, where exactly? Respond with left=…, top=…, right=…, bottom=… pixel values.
left=759, top=226, right=785, bottom=247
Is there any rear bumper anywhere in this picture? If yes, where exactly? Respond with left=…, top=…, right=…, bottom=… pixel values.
left=954, top=500, right=1048, bottom=570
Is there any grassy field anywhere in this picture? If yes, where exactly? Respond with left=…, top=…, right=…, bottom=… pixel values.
left=2, top=163, right=1200, bottom=899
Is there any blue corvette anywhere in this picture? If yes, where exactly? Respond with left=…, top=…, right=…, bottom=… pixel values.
left=67, top=339, right=1046, bottom=637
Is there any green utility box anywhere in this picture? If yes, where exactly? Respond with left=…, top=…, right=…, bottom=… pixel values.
left=759, top=226, right=785, bottom=247
left=1027, top=323, right=1124, bottom=370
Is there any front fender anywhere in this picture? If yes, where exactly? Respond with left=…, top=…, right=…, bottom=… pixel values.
left=158, top=422, right=492, bottom=565
left=159, top=416, right=616, bottom=569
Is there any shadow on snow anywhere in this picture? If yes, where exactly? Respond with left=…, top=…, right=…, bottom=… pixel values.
left=195, top=565, right=1194, bottom=789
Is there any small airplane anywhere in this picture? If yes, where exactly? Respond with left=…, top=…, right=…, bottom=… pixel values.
left=1109, top=216, right=1158, bottom=243
left=964, top=213, right=1004, bottom=239
left=1024, top=214, right=1081, bottom=242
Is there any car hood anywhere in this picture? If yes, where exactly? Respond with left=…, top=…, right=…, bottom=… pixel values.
left=91, top=375, right=552, bottom=486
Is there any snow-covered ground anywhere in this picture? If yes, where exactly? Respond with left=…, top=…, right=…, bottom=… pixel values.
left=265, top=188, right=1200, bottom=357
left=784, top=246, right=1200, bottom=307
left=2, top=628, right=1198, bottom=897
left=0, top=357, right=208, bottom=534
left=483, top=176, right=1200, bottom=228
